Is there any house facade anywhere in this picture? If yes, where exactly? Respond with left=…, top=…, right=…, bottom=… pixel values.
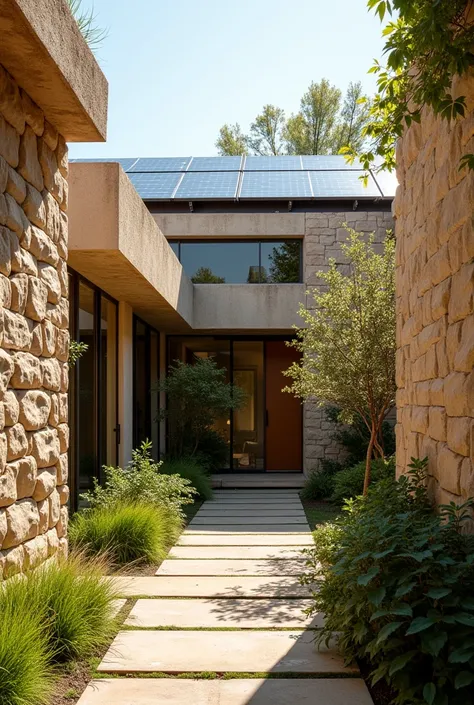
left=68, top=156, right=395, bottom=508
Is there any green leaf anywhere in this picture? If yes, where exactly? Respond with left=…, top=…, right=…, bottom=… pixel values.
left=368, top=587, right=386, bottom=606
left=427, top=587, right=451, bottom=600
left=377, top=621, right=402, bottom=643
left=406, top=616, right=436, bottom=635
left=395, top=581, right=417, bottom=598
left=453, top=612, right=474, bottom=626
left=357, top=565, right=380, bottom=586
left=449, top=647, right=474, bottom=663
left=420, top=630, right=447, bottom=657
left=423, top=682, right=436, bottom=705
left=391, top=604, right=413, bottom=617
left=455, top=671, right=474, bottom=689
left=389, top=650, right=417, bottom=676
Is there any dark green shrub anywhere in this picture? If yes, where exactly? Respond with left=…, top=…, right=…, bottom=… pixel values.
left=325, top=406, right=396, bottom=466
left=194, top=429, right=230, bottom=470
left=302, top=459, right=474, bottom=705
left=0, top=578, right=53, bottom=705
left=300, top=459, right=343, bottom=500
left=331, top=456, right=395, bottom=504
left=161, top=458, right=213, bottom=501
left=69, top=502, right=181, bottom=565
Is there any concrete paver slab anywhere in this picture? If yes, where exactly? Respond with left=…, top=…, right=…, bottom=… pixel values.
left=191, top=517, right=308, bottom=526
left=126, top=598, right=320, bottom=628
left=169, top=545, right=307, bottom=559
left=98, top=630, right=356, bottom=674
left=177, top=533, right=313, bottom=546
left=156, top=558, right=306, bottom=576
left=78, top=678, right=373, bottom=705
left=197, top=510, right=307, bottom=517
left=109, top=599, right=127, bottom=619
left=185, top=526, right=310, bottom=533
left=112, top=576, right=309, bottom=598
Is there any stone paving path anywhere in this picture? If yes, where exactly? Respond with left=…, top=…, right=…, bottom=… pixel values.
left=78, top=490, right=374, bottom=704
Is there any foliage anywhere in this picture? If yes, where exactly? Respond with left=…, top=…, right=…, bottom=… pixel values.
left=161, top=458, right=214, bottom=501
left=267, top=241, right=301, bottom=283
left=67, top=0, right=108, bottom=51
left=193, top=429, right=230, bottom=470
left=331, top=456, right=395, bottom=504
left=69, top=502, right=181, bottom=565
left=285, top=228, right=396, bottom=493
left=0, top=579, right=53, bottom=705
left=159, top=357, right=245, bottom=458
left=216, top=79, right=371, bottom=155
left=192, top=266, right=225, bottom=283
left=68, top=339, right=88, bottom=367
left=346, top=0, right=474, bottom=174
left=325, top=405, right=396, bottom=466
left=300, top=459, right=343, bottom=500
left=302, top=458, right=474, bottom=705
left=81, top=441, right=196, bottom=519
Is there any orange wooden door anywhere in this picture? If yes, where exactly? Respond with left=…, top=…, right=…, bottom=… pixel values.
left=265, top=341, right=302, bottom=472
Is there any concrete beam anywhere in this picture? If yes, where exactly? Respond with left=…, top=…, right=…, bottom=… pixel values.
left=153, top=212, right=305, bottom=238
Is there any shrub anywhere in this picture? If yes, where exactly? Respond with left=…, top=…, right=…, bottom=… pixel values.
left=82, top=441, right=196, bottom=519
left=325, top=406, right=396, bottom=466
left=302, top=459, right=474, bottom=705
left=331, top=456, right=395, bottom=504
left=69, top=502, right=181, bottom=565
left=194, top=429, right=230, bottom=470
left=0, top=578, right=53, bottom=705
left=300, top=459, right=343, bottom=500
left=161, top=457, right=213, bottom=501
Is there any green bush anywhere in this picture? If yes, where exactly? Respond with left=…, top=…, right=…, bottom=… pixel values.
left=0, top=579, right=53, bottom=705
left=82, top=441, right=196, bottom=519
left=194, top=429, right=229, bottom=470
left=331, top=456, right=395, bottom=504
left=70, top=502, right=181, bottom=565
left=161, top=457, right=213, bottom=501
left=302, top=459, right=474, bottom=705
left=325, top=406, right=396, bottom=466
left=300, top=459, right=343, bottom=500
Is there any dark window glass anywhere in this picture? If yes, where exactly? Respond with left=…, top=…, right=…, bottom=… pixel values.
left=261, top=241, right=301, bottom=283
left=180, top=242, right=259, bottom=284
left=100, top=297, right=118, bottom=470
left=168, top=241, right=180, bottom=258
left=134, top=320, right=149, bottom=449
left=78, top=281, right=97, bottom=491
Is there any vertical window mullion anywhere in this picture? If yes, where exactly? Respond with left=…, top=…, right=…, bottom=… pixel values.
left=95, top=290, right=102, bottom=483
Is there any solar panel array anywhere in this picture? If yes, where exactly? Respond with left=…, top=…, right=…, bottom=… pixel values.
left=72, top=156, right=397, bottom=201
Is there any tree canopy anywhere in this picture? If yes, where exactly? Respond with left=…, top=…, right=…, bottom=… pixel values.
left=216, top=80, right=370, bottom=156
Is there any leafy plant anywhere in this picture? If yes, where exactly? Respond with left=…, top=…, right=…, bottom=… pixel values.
left=285, top=228, right=396, bottom=494
left=161, top=458, right=213, bottom=501
left=67, top=0, right=108, bottom=52
left=331, top=456, right=395, bottom=504
left=193, top=429, right=230, bottom=471
left=325, top=406, right=396, bottom=466
left=301, top=459, right=343, bottom=500
left=69, top=502, right=181, bottom=565
left=302, top=458, right=474, bottom=705
left=68, top=339, right=88, bottom=367
left=81, top=441, right=196, bottom=519
left=159, top=357, right=245, bottom=459
left=344, top=0, right=474, bottom=174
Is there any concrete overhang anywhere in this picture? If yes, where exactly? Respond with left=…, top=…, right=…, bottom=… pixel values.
left=193, top=284, right=305, bottom=333
left=153, top=212, right=306, bottom=239
left=0, top=0, right=108, bottom=141
left=69, top=163, right=193, bottom=331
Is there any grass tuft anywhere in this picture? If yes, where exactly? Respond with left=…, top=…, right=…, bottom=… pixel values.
left=161, top=459, right=214, bottom=501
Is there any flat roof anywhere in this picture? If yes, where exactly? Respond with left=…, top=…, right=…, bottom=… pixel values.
left=71, top=155, right=397, bottom=202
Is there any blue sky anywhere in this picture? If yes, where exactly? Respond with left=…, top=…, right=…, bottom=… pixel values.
left=70, top=0, right=386, bottom=160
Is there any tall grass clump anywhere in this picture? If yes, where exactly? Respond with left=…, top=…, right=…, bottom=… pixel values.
left=0, top=578, right=54, bottom=705
left=161, top=457, right=213, bottom=501
left=69, top=502, right=181, bottom=566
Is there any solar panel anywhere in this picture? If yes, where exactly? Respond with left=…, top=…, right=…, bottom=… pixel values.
left=128, top=157, right=191, bottom=172
left=127, top=172, right=182, bottom=199
left=244, top=156, right=302, bottom=171
left=188, top=157, right=242, bottom=171
left=174, top=171, right=239, bottom=200
left=301, top=155, right=362, bottom=170
left=309, top=170, right=380, bottom=198
left=239, top=171, right=312, bottom=199
left=370, top=169, right=398, bottom=198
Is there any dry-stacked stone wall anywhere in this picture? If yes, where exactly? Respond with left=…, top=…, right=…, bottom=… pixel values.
left=303, top=209, right=394, bottom=472
left=0, top=64, right=69, bottom=578
left=394, top=70, right=474, bottom=505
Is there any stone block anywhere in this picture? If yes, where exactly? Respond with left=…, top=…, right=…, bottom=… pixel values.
left=11, top=351, right=42, bottom=388
left=41, top=319, right=56, bottom=358
left=43, top=190, right=60, bottom=242
left=28, top=320, right=43, bottom=356
left=446, top=321, right=463, bottom=368
left=0, top=226, right=12, bottom=276
left=0, top=65, right=25, bottom=133
left=38, top=262, right=61, bottom=304
left=38, top=139, right=58, bottom=194
left=20, top=89, right=44, bottom=136
left=27, top=224, right=59, bottom=266
left=454, top=314, right=474, bottom=372
left=0, top=349, right=14, bottom=394
left=33, top=467, right=57, bottom=501
left=460, top=457, right=474, bottom=499
left=0, top=507, right=6, bottom=544
left=25, top=275, right=48, bottom=321
left=448, top=262, right=474, bottom=323
left=30, top=427, right=60, bottom=468
left=12, top=455, right=37, bottom=499
left=6, top=423, right=28, bottom=462
left=57, top=505, right=68, bottom=538
left=447, top=417, right=471, bottom=457
left=46, top=527, right=59, bottom=556
left=436, top=340, right=449, bottom=378
left=23, top=534, right=48, bottom=570
left=0, top=464, right=17, bottom=507
left=2, top=544, right=24, bottom=577
left=56, top=328, right=69, bottom=362
left=428, top=406, right=446, bottom=442
left=430, top=378, right=445, bottom=406
left=0, top=273, right=11, bottom=307
left=9, top=273, right=27, bottom=314
left=17, top=389, right=51, bottom=431
left=18, top=126, right=43, bottom=192
left=43, top=121, right=58, bottom=152
left=57, top=484, right=69, bottom=507
left=3, top=309, right=31, bottom=351
left=6, top=165, right=26, bottom=205
left=58, top=393, right=68, bottom=423
left=3, top=498, right=39, bottom=549
left=5, top=192, right=28, bottom=236
left=0, top=112, right=20, bottom=167
left=37, top=498, right=49, bottom=533
left=48, top=393, right=59, bottom=427
left=41, top=358, right=61, bottom=392
left=0, top=153, right=8, bottom=191
left=23, top=183, right=46, bottom=229
left=11, top=242, right=37, bottom=277
left=3, top=390, right=19, bottom=426
left=57, top=258, right=68, bottom=297
left=57, top=211, right=67, bottom=259
left=57, top=423, right=69, bottom=454
left=56, top=452, right=68, bottom=485
left=48, top=488, right=60, bottom=527
left=437, top=443, right=463, bottom=495
left=411, top=406, right=429, bottom=434
left=444, top=371, right=469, bottom=416
left=46, top=297, right=68, bottom=329
left=431, top=278, right=451, bottom=320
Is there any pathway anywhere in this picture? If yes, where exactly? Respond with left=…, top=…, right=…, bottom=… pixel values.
left=78, top=490, right=374, bottom=704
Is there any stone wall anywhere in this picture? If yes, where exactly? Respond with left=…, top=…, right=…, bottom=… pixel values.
left=0, top=64, right=69, bottom=579
left=303, top=209, right=394, bottom=473
left=394, top=71, right=474, bottom=504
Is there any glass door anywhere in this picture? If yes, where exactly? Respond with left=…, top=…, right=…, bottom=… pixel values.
left=232, top=341, right=264, bottom=471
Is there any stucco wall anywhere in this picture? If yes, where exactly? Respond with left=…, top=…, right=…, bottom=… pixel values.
left=0, top=64, right=69, bottom=578
left=302, top=209, right=394, bottom=472
left=394, top=71, right=474, bottom=505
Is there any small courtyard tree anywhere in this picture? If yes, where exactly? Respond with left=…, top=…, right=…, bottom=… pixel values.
left=284, top=229, right=396, bottom=494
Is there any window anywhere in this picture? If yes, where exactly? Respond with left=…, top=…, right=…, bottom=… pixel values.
left=133, top=316, right=160, bottom=459
left=168, top=240, right=302, bottom=283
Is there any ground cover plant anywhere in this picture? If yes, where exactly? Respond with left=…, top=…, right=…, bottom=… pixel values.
left=302, top=458, right=474, bottom=705
left=161, top=457, right=213, bottom=501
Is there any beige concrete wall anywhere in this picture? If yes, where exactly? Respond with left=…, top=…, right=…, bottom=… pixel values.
left=302, top=209, right=394, bottom=473
left=394, top=70, right=474, bottom=505
left=153, top=212, right=305, bottom=239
